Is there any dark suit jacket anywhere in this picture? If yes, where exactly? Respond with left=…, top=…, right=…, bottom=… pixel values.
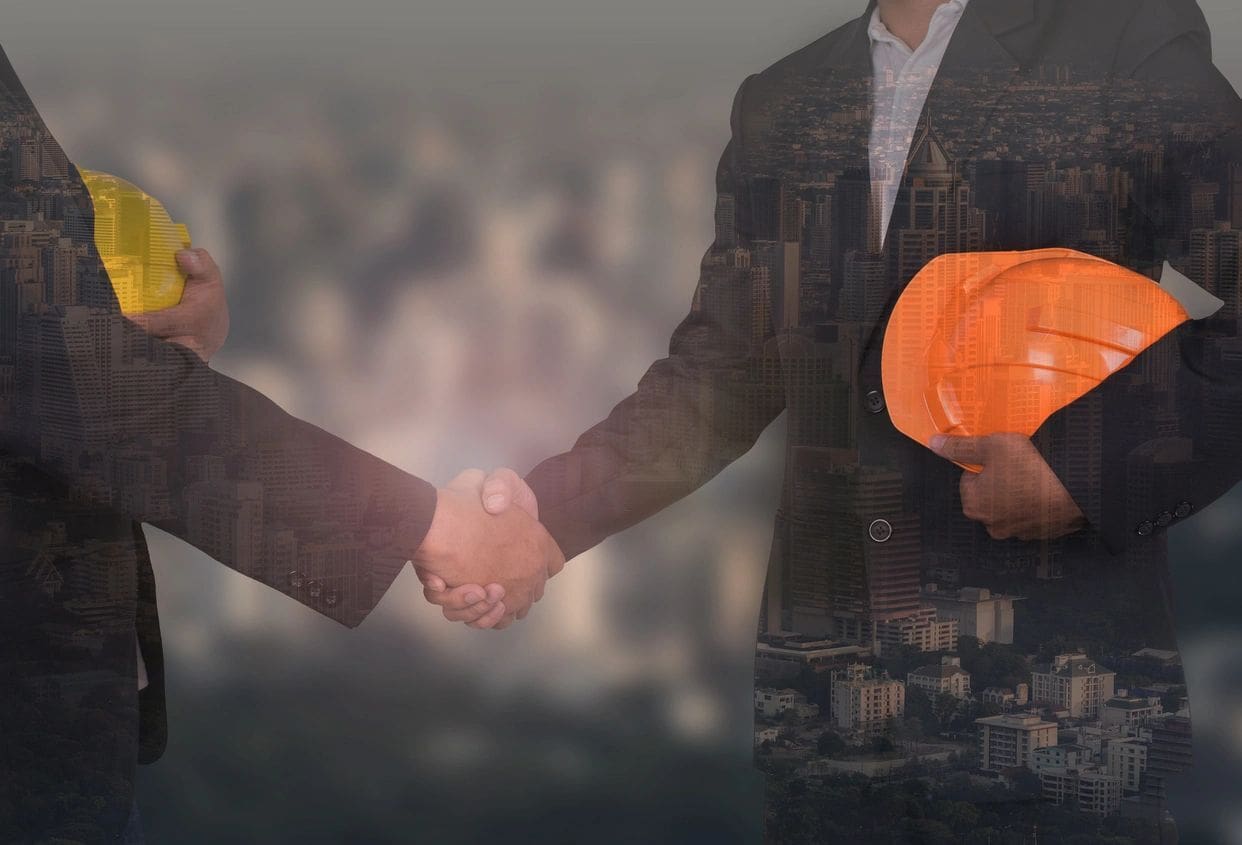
left=526, top=0, right=1242, bottom=836
left=0, top=48, right=438, bottom=843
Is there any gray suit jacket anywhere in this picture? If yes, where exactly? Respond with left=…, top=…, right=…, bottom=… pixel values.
left=0, top=46, right=438, bottom=843
left=526, top=1, right=1242, bottom=838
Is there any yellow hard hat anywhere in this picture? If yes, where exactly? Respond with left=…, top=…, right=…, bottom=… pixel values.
left=882, top=248, right=1190, bottom=472
left=79, top=169, right=190, bottom=314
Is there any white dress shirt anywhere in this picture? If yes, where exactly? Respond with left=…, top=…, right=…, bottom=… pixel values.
left=868, top=0, right=970, bottom=248
left=864, top=0, right=1222, bottom=317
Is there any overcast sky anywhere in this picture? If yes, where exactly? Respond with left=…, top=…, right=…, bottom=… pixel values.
left=5, top=1, right=1239, bottom=86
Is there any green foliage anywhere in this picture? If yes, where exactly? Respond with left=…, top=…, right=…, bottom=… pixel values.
left=817, top=731, right=847, bottom=757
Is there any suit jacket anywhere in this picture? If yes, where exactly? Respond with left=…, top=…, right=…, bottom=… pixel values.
left=526, top=0, right=1242, bottom=838
left=0, top=48, right=438, bottom=843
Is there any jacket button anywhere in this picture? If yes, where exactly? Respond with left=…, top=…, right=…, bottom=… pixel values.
left=287, top=570, right=304, bottom=589
left=325, top=589, right=340, bottom=608
left=1155, top=511, right=1174, bottom=528
left=1136, top=520, right=1154, bottom=537
left=307, top=579, right=323, bottom=599
left=1174, top=501, right=1193, bottom=519
left=864, top=390, right=886, bottom=414
left=869, top=518, right=893, bottom=543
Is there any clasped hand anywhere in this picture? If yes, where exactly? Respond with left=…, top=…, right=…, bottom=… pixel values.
left=413, top=469, right=561, bottom=630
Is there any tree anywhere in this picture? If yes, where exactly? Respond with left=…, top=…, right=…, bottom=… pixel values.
left=906, top=686, right=942, bottom=735
left=817, top=731, right=846, bottom=757
left=1008, top=768, right=1043, bottom=800
left=896, top=716, right=925, bottom=752
left=903, top=818, right=957, bottom=845
left=934, top=691, right=961, bottom=722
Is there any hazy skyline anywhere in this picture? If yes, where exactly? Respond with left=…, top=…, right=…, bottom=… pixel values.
left=5, top=2, right=1242, bottom=841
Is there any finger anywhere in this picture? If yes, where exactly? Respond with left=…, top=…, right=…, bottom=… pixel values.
left=491, top=614, right=516, bottom=631
left=959, top=474, right=983, bottom=522
left=482, top=467, right=523, bottom=515
left=444, top=602, right=496, bottom=622
left=176, top=247, right=222, bottom=285
left=460, top=596, right=503, bottom=623
left=483, top=583, right=505, bottom=604
left=929, top=434, right=992, bottom=465
left=469, top=601, right=508, bottom=630
left=516, top=606, right=529, bottom=621
left=415, top=568, right=447, bottom=593
left=482, top=468, right=540, bottom=519
left=127, top=307, right=188, bottom=339
left=431, top=584, right=489, bottom=612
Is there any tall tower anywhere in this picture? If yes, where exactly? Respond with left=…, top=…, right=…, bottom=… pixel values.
left=891, top=120, right=985, bottom=283
left=1189, top=221, right=1242, bottom=320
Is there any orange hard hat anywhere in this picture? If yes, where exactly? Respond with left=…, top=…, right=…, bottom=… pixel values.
left=882, top=248, right=1189, bottom=473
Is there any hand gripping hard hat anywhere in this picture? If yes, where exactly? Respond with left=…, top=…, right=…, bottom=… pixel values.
left=79, top=169, right=191, bottom=315
left=881, top=248, right=1189, bottom=473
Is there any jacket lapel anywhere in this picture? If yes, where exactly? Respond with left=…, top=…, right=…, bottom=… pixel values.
left=855, top=0, right=1038, bottom=364
left=921, top=0, right=1033, bottom=167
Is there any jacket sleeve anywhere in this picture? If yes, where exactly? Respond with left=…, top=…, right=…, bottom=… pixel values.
left=0, top=47, right=436, bottom=627
left=525, top=75, right=787, bottom=560
left=1033, top=22, right=1242, bottom=556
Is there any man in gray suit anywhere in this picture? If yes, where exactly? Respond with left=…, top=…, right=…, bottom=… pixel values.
left=0, top=46, right=558, bottom=843
left=452, top=0, right=1242, bottom=840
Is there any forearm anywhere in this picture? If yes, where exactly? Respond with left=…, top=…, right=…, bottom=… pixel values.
left=6, top=309, right=437, bottom=626
left=527, top=320, right=783, bottom=559
left=0, top=45, right=437, bottom=625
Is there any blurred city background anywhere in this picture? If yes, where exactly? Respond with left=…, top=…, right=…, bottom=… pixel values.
left=7, top=0, right=1242, bottom=842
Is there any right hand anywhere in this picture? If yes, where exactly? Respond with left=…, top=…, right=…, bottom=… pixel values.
left=418, top=468, right=549, bottom=629
left=128, top=248, right=230, bottom=362
left=414, top=469, right=562, bottom=628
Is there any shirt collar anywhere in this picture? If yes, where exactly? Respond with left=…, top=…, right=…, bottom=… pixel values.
left=867, top=0, right=969, bottom=53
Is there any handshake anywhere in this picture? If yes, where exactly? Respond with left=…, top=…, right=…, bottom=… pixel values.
left=412, top=469, right=561, bottom=630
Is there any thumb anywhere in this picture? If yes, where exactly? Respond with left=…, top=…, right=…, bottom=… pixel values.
left=176, top=247, right=220, bottom=284
left=929, top=434, right=992, bottom=465
left=482, top=467, right=537, bottom=517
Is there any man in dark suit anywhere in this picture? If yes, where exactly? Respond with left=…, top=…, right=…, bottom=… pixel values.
left=458, top=0, right=1242, bottom=840
left=0, top=47, right=563, bottom=843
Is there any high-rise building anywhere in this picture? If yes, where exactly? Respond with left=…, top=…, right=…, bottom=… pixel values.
left=841, top=250, right=890, bottom=324
left=782, top=449, right=922, bottom=644
left=921, top=585, right=1019, bottom=645
left=1189, top=221, right=1242, bottom=320
left=890, top=122, right=985, bottom=285
left=186, top=480, right=264, bottom=579
left=1030, top=653, right=1117, bottom=719
left=715, top=192, right=736, bottom=249
left=830, top=664, right=905, bottom=736
left=907, top=655, right=971, bottom=700
left=1229, top=162, right=1242, bottom=228
left=1140, top=715, right=1193, bottom=811
left=1106, top=737, right=1148, bottom=794
left=977, top=713, right=1058, bottom=771
left=1040, top=766, right=1123, bottom=816
left=1101, top=696, right=1162, bottom=729
left=874, top=607, right=958, bottom=656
